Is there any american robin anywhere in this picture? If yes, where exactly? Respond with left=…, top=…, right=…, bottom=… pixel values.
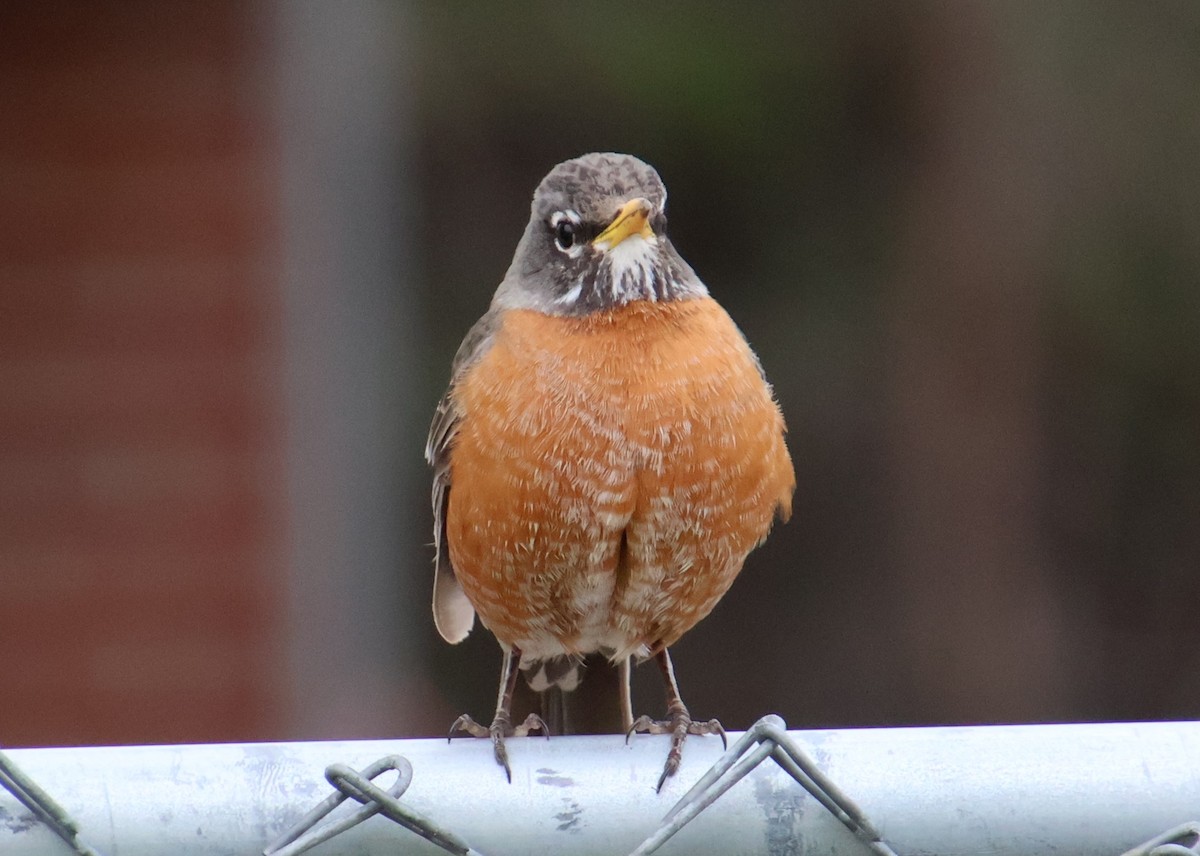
left=427, top=152, right=794, bottom=789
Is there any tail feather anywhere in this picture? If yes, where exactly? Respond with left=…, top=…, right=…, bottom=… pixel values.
left=520, top=655, right=582, bottom=693
left=518, top=654, right=626, bottom=735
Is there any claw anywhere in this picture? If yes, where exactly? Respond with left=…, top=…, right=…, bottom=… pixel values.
left=703, top=718, right=729, bottom=750
left=512, top=712, right=549, bottom=739
left=490, top=719, right=514, bottom=783
left=447, top=714, right=491, bottom=741
left=626, top=714, right=656, bottom=744
left=448, top=711, right=548, bottom=783
left=629, top=708, right=726, bottom=792
left=449, top=647, right=547, bottom=783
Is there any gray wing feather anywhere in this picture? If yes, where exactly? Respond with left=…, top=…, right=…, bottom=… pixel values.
left=426, top=310, right=502, bottom=644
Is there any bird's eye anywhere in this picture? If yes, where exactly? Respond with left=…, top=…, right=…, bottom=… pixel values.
left=555, top=220, right=576, bottom=251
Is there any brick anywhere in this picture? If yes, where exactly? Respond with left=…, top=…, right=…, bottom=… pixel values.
left=0, top=0, right=284, bottom=749
left=0, top=159, right=273, bottom=265
left=0, top=354, right=276, bottom=453
left=0, top=260, right=272, bottom=360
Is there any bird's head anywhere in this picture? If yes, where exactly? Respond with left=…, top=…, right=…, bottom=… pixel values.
left=494, top=153, right=707, bottom=315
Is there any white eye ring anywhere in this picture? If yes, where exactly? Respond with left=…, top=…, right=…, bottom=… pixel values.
left=549, top=210, right=583, bottom=257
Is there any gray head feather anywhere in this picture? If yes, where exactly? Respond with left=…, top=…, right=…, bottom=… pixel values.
left=493, top=153, right=707, bottom=315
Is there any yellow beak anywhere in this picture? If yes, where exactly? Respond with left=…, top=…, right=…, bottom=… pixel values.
left=594, top=197, right=655, bottom=249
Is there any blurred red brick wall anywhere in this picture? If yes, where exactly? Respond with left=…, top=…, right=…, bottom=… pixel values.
left=0, top=3, right=285, bottom=746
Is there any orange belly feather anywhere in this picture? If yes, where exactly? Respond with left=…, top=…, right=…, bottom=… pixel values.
left=446, top=297, right=794, bottom=660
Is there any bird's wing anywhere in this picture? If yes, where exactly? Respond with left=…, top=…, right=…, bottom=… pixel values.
left=425, top=309, right=502, bottom=644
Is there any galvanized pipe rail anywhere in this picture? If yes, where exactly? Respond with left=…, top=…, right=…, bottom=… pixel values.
left=2, top=718, right=1198, bottom=855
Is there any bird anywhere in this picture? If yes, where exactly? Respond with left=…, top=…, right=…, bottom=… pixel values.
left=426, top=152, right=795, bottom=789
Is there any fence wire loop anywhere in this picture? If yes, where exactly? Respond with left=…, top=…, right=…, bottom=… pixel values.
left=629, top=714, right=900, bottom=856
left=263, top=754, right=485, bottom=856
left=1120, top=822, right=1200, bottom=856
left=0, top=749, right=105, bottom=856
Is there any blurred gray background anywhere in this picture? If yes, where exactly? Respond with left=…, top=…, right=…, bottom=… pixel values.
left=2, top=1, right=1197, bottom=748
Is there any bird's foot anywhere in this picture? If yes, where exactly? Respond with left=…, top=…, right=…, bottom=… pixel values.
left=627, top=705, right=727, bottom=791
left=448, top=712, right=548, bottom=782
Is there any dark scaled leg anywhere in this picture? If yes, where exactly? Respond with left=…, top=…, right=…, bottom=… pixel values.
left=448, top=646, right=547, bottom=782
left=618, top=655, right=634, bottom=735
left=628, top=648, right=727, bottom=791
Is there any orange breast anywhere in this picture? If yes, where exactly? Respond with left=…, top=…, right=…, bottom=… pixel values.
left=446, top=297, right=794, bottom=658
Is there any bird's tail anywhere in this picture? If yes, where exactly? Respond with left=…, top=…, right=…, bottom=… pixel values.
left=517, top=654, right=626, bottom=736
left=520, top=655, right=583, bottom=693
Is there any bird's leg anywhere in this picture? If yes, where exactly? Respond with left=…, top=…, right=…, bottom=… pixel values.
left=618, top=654, right=634, bottom=735
left=448, top=646, right=547, bottom=782
left=628, top=648, right=726, bottom=791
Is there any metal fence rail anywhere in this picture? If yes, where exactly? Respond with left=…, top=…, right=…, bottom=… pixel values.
left=3, top=718, right=1198, bottom=855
